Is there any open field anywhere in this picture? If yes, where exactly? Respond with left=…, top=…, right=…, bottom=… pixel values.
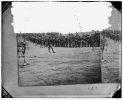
left=18, top=42, right=101, bottom=86
left=101, top=38, right=121, bottom=83
left=18, top=38, right=121, bottom=86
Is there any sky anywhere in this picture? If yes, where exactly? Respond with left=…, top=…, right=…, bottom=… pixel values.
left=11, top=2, right=118, bottom=34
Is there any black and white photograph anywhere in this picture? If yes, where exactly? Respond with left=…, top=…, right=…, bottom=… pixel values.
left=2, top=1, right=121, bottom=97
left=10, top=2, right=121, bottom=86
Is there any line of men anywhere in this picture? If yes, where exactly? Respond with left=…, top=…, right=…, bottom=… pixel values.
left=20, top=32, right=100, bottom=48
left=101, top=30, right=121, bottom=42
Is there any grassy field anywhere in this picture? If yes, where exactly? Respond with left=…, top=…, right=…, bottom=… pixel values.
left=18, top=42, right=101, bottom=86
left=18, top=38, right=121, bottom=86
left=101, top=38, right=121, bottom=83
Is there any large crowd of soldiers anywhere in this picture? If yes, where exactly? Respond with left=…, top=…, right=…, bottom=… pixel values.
left=16, top=30, right=121, bottom=49
left=16, top=30, right=121, bottom=63
left=17, top=32, right=100, bottom=48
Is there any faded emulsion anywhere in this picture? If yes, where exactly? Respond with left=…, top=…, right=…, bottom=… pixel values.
left=2, top=3, right=18, bottom=85
left=2, top=1, right=121, bottom=97
left=17, top=32, right=101, bottom=86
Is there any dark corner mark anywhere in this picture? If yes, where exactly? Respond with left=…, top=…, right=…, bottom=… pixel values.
left=1, top=0, right=122, bottom=98
left=109, top=1, right=122, bottom=12
left=2, top=1, right=12, bottom=14
left=109, top=1, right=122, bottom=98
left=109, top=1, right=122, bottom=99
left=2, top=1, right=12, bottom=98
left=112, top=88, right=121, bottom=98
left=2, top=87, right=13, bottom=98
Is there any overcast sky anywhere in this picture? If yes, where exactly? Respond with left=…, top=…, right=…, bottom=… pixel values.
left=11, top=2, right=120, bottom=34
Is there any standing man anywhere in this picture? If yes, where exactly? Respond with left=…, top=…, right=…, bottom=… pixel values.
left=100, top=35, right=107, bottom=62
left=47, top=39, right=55, bottom=53
left=91, top=34, right=96, bottom=51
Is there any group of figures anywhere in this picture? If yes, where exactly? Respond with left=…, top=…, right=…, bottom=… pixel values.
left=16, top=30, right=121, bottom=64
left=101, top=30, right=121, bottom=42
left=16, top=30, right=121, bottom=54
left=100, top=30, right=121, bottom=61
left=17, top=32, right=100, bottom=49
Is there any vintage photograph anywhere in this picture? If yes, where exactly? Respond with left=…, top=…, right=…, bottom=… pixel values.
left=10, top=2, right=121, bottom=86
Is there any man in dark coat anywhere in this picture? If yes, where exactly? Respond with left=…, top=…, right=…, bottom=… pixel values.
left=47, top=39, right=55, bottom=53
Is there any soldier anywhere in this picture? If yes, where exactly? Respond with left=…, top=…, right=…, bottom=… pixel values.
left=100, top=35, right=107, bottom=61
left=43, top=36, right=48, bottom=48
left=47, top=39, right=55, bottom=53
left=71, top=36, right=75, bottom=47
left=40, top=37, right=43, bottom=48
left=18, top=36, right=27, bottom=64
left=68, top=33, right=71, bottom=47
left=82, top=35, right=86, bottom=47
left=76, top=34, right=81, bottom=47
left=88, top=35, right=91, bottom=47
left=75, top=35, right=77, bottom=47
left=95, top=32, right=100, bottom=47
left=61, top=36, right=65, bottom=47
left=91, top=34, right=97, bottom=51
left=65, top=36, right=69, bottom=47
left=85, top=34, right=90, bottom=47
left=55, top=36, right=59, bottom=47
left=68, top=37, right=71, bottom=47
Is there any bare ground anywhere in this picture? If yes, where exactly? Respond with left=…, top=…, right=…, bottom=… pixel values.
left=18, top=38, right=121, bottom=86
left=101, top=38, right=121, bottom=83
left=18, top=42, right=101, bottom=86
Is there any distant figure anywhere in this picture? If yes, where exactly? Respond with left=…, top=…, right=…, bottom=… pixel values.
left=18, top=41, right=26, bottom=56
left=17, top=41, right=26, bottom=64
left=91, top=34, right=97, bottom=51
left=101, top=35, right=107, bottom=52
left=101, top=35, right=107, bottom=61
left=47, top=40, right=55, bottom=53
